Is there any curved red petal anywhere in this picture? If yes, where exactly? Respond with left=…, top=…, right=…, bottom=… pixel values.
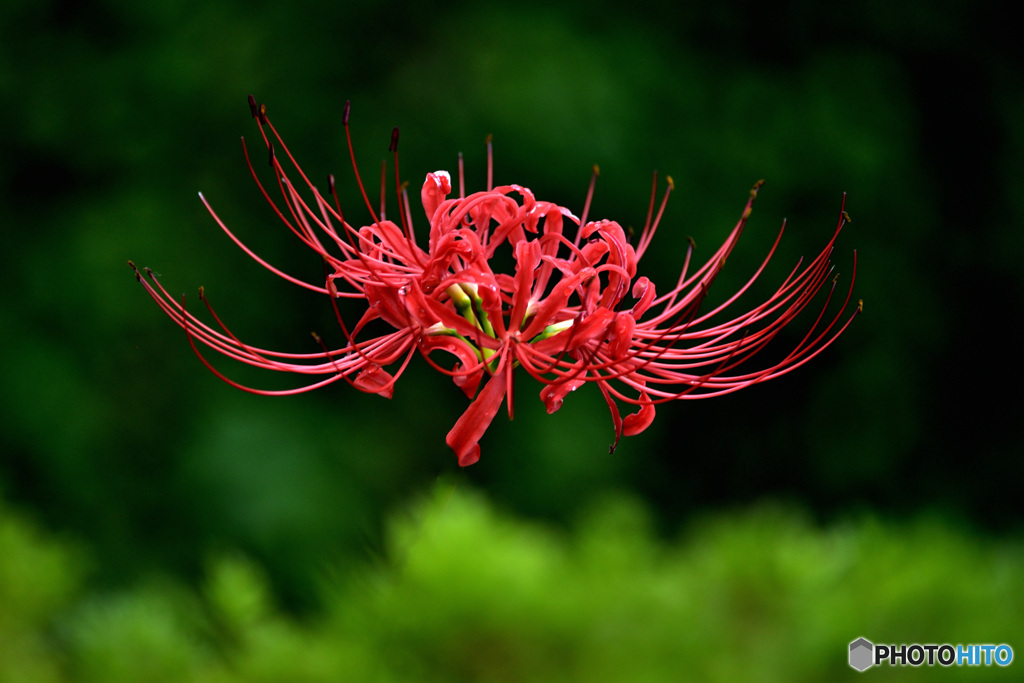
left=445, top=363, right=508, bottom=466
left=630, top=276, right=657, bottom=318
left=421, top=171, right=452, bottom=222
left=539, top=377, right=586, bottom=414
left=609, top=313, right=636, bottom=360
left=419, top=334, right=485, bottom=398
left=622, top=394, right=655, bottom=436
left=352, top=364, right=396, bottom=399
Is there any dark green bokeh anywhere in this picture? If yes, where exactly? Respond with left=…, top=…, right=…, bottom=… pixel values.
left=2, top=0, right=1022, bottom=668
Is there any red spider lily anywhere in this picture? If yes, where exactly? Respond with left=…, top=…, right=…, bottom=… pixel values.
left=130, top=97, right=861, bottom=466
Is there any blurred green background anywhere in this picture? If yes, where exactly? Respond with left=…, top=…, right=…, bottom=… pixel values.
left=2, top=0, right=1022, bottom=679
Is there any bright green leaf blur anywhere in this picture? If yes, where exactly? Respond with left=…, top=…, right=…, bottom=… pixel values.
left=3, top=487, right=1023, bottom=681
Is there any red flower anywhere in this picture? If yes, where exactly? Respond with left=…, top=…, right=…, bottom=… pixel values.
left=131, top=97, right=861, bottom=466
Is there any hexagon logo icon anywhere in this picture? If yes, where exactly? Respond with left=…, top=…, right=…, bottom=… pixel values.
left=849, top=637, right=874, bottom=671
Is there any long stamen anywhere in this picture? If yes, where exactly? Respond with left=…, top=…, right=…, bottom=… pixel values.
left=402, top=183, right=417, bottom=248
left=458, top=152, right=466, bottom=199
left=641, top=170, right=658, bottom=242
left=342, top=100, right=381, bottom=225
left=390, top=127, right=410, bottom=238
left=485, top=134, right=493, bottom=191
left=576, top=164, right=599, bottom=248
left=636, top=175, right=672, bottom=260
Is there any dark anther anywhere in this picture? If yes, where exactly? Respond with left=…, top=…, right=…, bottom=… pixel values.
left=268, top=141, right=276, bottom=168
left=247, top=95, right=258, bottom=118
left=343, top=100, right=351, bottom=125
left=389, top=127, right=399, bottom=152
left=328, top=174, right=336, bottom=194
left=258, top=103, right=267, bottom=125
left=127, top=260, right=141, bottom=281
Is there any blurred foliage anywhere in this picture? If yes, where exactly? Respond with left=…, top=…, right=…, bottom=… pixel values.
left=3, top=485, right=1023, bottom=681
